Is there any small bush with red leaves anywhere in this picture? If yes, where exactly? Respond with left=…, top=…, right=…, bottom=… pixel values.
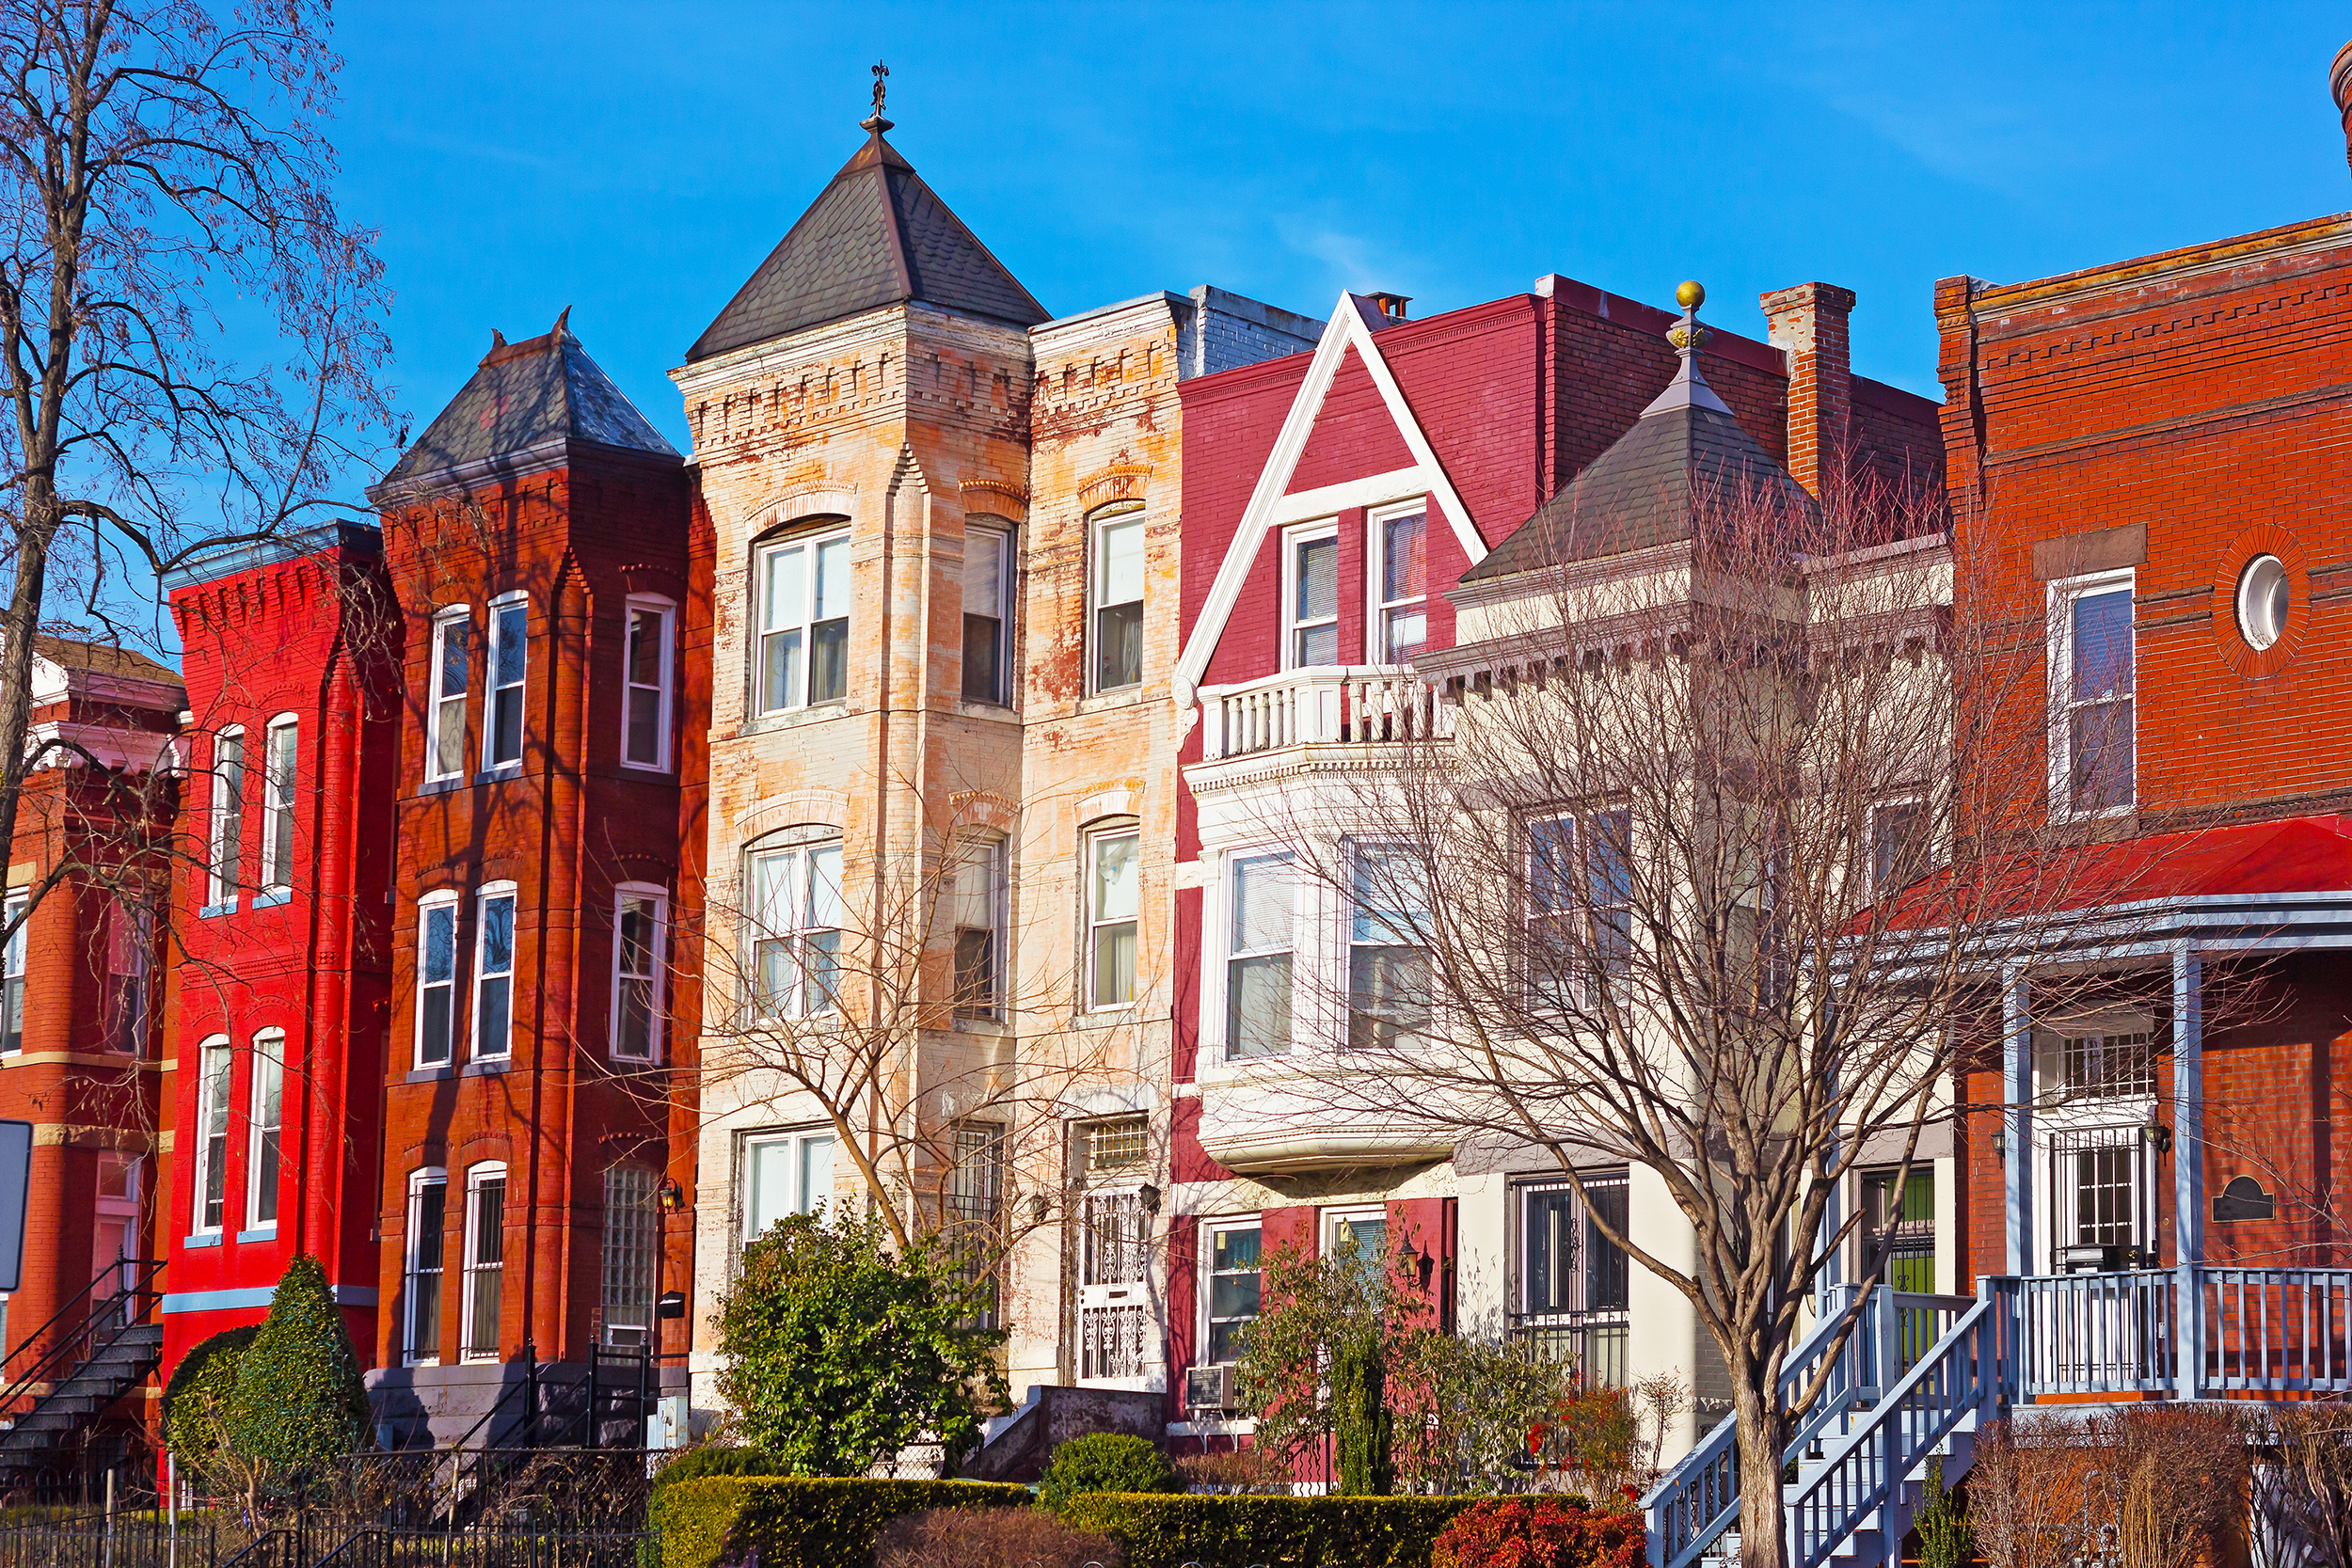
left=873, top=1507, right=1124, bottom=1568
left=1431, top=1497, right=1646, bottom=1568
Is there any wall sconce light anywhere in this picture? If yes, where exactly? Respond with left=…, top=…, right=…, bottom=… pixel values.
left=660, top=1180, right=686, bottom=1213
left=1025, top=1193, right=1051, bottom=1224
left=1991, top=1129, right=2008, bottom=1162
left=2142, top=1123, right=2173, bottom=1155
left=1137, top=1183, right=1162, bottom=1216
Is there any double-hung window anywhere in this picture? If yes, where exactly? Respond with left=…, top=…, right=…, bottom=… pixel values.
left=405, top=1168, right=447, bottom=1365
left=1284, top=522, right=1339, bottom=668
left=1868, top=798, right=1925, bottom=901
left=473, top=884, right=516, bottom=1060
left=260, top=716, right=297, bottom=895
left=756, top=529, right=851, bottom=713
left=1375, top=508, right=1427, bottom=663
left=0, top=896, right=23, bottom=1055
left=1085, top=824, right=1139, bottom=1011
left=427, top=610, right=469, bottom=783
left=1089, top=504, right=1145, bottom=692
left=949, top=837, right=1006, bottom=1022
left=102, top=899, right=150, bottom=1054
left=416, top=893, right=459, bottom=1069
left=194, top=1037, right=232, bottom=1234
left=961, top=523, right=1011, bottom=705
left=485, top=595, right=527, bottom=770
left=1525, top=809, right=1633, bottom=1002
left=208, top=728, right=245, bottom=907
left=1204, top=1220, right=1262, bottom=1363
left=746, top=832, right=843, bottom=1020
left=2051, top=573, right=2135, bottom=816
left=247, top=1030, right=284, bottom=1230
left=1513, top=1174, right=1630, bottom=1384
left=460, top=1164, right=506, bottom=1362
left=622, top=598, right=675, bottom=770
left=600, top=1164, right=660, bottom=1347
left=743, top=1127, right=836, bottom=1240
left=1226, top=853, right=1293, bottom=1059
left=612, top=886, right=665, bottom=1062
left=1347, top=845, right=1428, bottom=1051
left=946, top=1118, right=1008, bottom=1330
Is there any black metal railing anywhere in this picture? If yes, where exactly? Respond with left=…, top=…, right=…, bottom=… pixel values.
left=0, top=1506, right=216, bottom=1568
left=0, top=1259, right=166, bottom=1433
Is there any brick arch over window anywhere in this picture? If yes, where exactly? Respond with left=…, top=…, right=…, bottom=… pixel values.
left=959, top=479, right=1027, bottom=523
left=1075, top=784, right=1142, bottom=825
left=946, top=790, right=1019, bottom=838
left=743, top=488, right=858, bottom=540
left=1076, top=464, right=1152, bottom=515
left=736, top=790, right=851, bottom=846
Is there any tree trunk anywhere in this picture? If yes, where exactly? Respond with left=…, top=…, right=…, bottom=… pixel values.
left=1734, top=1374, right=1788, bottom=1568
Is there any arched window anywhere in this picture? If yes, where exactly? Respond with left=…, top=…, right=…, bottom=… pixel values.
left=485, top=593, right=528, bottom=770
left=246, top=1029, right=285, bottom=1230
left=404, top=1166, right=448, bottom=1366
left=207, top=727, right=245, bottom=908
left=192, top=1034, right=233, bottom=1234
left=426, top=607, right=469, bottom=784
left=415, top=890, right=460, bottom=1069
left=473, top=880, right=518, bottom=1060
left=744, top=827, right=842, bottom=1020
left=961, top=519, right=1012, bottom=705
left=459, top=1162, right=507, bottom=1363
left=1083, top=818, right=1139, bottom=1011
left=258, top=713, right=298, bottom=897
left=754, top=523, right=851, bottom=714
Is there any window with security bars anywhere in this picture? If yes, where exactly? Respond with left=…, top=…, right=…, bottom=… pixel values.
left=601, top=1166, right=660, bottom=1347
left=2048, top=1124, right=2155, bottom=1262
left=1086, top=1117, right=1147, bottom=1173
left=1082, top=1303, right=1150, bottom=1381
left=1082, top=1192, right=1149, bottom=1288
left=405, top=1173, right=446, bottom=1365
left=946, top=1120, right=1006, bottom=1329
left=461, top=1168, right=506, bottom=1362
left=1861, top=1167, right=1934, bottom=1294
left=2060, top=1030, right=2153, bottom=1101
left=1510, top=1173, right=1630, bottom=1386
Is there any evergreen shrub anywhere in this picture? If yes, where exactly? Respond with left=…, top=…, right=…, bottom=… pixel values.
left=1061, top=1493, right=1476, bottom=1568
left=1035, top=1433, right=1179, bottom=1513
left=651, top=1476, right=1030, bottom=1568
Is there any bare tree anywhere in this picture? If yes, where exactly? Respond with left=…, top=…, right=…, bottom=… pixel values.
left=697, top=774, right=1145, bottom=1299
left=0, top=0, right=390, bottom=939
left=1222, top=452, right=2238, bottom=1564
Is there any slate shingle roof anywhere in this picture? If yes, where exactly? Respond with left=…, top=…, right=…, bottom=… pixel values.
left=1462, top=356, right=1812, bottom=584
left=375, top=314, right=679, bottom=497
left=686, top=129, right=1049, bottom=363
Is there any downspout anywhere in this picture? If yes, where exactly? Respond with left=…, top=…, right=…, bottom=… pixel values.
left=870, top=452, right=902, bottom=1239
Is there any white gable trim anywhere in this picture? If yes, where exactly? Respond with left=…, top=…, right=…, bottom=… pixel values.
left=1271, top=467, right=1430, bottom=525
left=1172, top=293, right=1487, bottom=708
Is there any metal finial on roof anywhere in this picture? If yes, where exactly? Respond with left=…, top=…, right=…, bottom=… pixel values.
left=1642, top=280, right=1731, bottom=419
left=862, top=60, right=892, bottom=134
left=1666, top=280, right=1710, bottom=358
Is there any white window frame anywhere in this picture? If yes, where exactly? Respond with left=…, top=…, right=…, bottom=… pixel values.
left=611, top=883, right=667, bottom=1063
left=1867, top=795, right=1928, bottom=901
left=1345, top=840, right=1427, bottom=1053
left=949, top=835, right=1007, bottom=1023
left=1089, top=504, right=1146, bottom=694
left=961, top=522, right=1012, bottom=706
left=621, top=596, right=676, bottom=772
left=1083, top=821, right=1140, bottom=1013
left=740, top=1126, right=838, bottom=1241
left=1222, top=848, right=1295, bottom=1061
left=744, top=830, right=844, bottom=1022
left=1201, top=1215, right=1263, bottom=1367
left=484, top=592, right=528, bottom=772
left=472, top=881, right=518, bottom=1061
left=754, top=527, right=853, bottom=715
left=2047, top=568, right=2137, bottom=822
left=1368, top=502, right=1429, bottom=665
left=459, top=1161, right=508, bottom=1363
left=1, top=895, right=25, bottom=1056
left=103, top=897, right=151, bottom=1054
left=246, top=1029, right=284, bottom=1231
left=1324, top=1205, right=1390, bottom=1282
left=1281, top=520, right=1340, bottom=671
left=259, top=713, right=297, bottom=895
left=415, top=891, right=460, bottom=1069
left=193, top=1034, right=232, bottom=1236
left=404, top=1166, right=448, bottom=1367
left=425, top=609, right=470, bottom=784
left=207, top=726, right=245, bottom=909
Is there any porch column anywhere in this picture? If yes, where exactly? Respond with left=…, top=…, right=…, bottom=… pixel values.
left=2173, top=943, right=2204, bottom=1397
left=2004, top=966, right=2032, bottom=1276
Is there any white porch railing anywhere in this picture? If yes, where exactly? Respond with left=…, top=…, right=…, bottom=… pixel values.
left=2201, top=1267, right=2352, bottom=1392
left=2015, top=1269, right=2175, bottom=1396
left=1197, top=666, right=1452, bottom=762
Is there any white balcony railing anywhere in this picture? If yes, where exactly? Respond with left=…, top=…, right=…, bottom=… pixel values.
left=1197, top=666, right=1452, bottom=762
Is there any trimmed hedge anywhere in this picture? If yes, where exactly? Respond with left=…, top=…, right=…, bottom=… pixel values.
left=651, top=1476, right=1033, bottom=1568
left=649, top=1447, right=789, bottom=1492
left=1062, top=1493, right=1479, bottom=1568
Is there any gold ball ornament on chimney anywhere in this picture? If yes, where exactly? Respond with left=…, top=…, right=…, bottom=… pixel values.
left=1676, top=279, right=1706, bottom=309
left=1667, top=280, right=1710, bottom=354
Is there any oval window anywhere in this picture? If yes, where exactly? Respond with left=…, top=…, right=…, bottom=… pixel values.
left=2235, top=554, right=2289, bottom=651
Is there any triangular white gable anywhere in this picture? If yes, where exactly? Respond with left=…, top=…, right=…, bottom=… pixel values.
left=1172, top=292, right=1488, bottom=709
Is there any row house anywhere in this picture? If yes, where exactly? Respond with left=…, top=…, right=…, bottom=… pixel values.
left=1161, top=272, right=1944, bottom=1455
left=669, top=98, right=1325, bottom=1449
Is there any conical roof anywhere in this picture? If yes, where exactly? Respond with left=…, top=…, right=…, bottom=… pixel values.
left=1461, top=329, right=1810, bottom=584
left=372, top=312, right=680, bottom=501
left=687, top=127, right=1049, bottom=363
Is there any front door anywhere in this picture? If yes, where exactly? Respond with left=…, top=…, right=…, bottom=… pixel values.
left=1076, top=1190, right=1154, bottom=1386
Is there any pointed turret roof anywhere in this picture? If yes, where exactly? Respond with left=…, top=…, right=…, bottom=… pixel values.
left=1460, top=284, right=1810, bottom=584
left=371, top=311, right=680, bottom=502
left=686, top=123, right=1049, bottom=363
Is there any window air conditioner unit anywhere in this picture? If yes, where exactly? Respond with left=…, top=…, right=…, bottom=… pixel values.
left=1184, top=1363, right=1235, bottom=1413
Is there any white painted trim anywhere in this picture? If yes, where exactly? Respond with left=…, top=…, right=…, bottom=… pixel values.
left=1270, top=467, right=1429, bottom=526
left=1173, top=293, right=1488, bottom=708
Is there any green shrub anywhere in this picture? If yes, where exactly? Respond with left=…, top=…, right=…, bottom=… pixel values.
left=1429, top=1497, right=1645, bottom=1568
left=875, top=1507, right=1125, bottom=1568
left=1037, top=1433, right=1180, bottom=1513
left=162, top=1324, right=258, bottom=1461
left=225, top=1255, right=371, bottom=1467
left=650, top=1446, right=789, bottom=1492
left=1062, top=1493, right=1477, bottom=1568
left=651, top=1475, right=1032, bottom=1568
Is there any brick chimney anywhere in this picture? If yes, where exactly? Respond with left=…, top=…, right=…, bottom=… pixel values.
left=2332, top=40, right=2352, bottom=174
left=1758, top=281, right=1857, bottom=499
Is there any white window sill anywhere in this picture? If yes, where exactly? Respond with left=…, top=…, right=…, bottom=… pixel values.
left=235, top=1226, right=278, bottom=1244
left=474, top=764, right=523, bottom=784
left=252, top=888, right=291, bottom=910
left=740, top=703, right=850, bottom=737
left=199, top=899, right=236, bottom=919
left=183, top=1232, right=222, bottom=1249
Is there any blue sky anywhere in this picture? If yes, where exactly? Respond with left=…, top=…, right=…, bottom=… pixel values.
left=338, top=1, right=2352, bottom=467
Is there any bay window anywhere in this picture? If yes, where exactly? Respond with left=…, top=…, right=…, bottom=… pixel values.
left=208, top=727, right=244, bottom=907
left=950, top=837, right=1005, bottom=1022
left=416, top=893, right=459, bottom=1069
left=1225, top=852, right=1293, bottom=1059
left=194, top=1037, right=231, bottom=1234
left=1347, top=845, right=1428, bottom=1051
left=460, top=1163, right=506, bottom=1362
left=612, top=885, right=665, bottom=1062
left=961, top=523, right=1010, bottom=705
left=756, top=528, right=851, bottom=713
left=247, top=1030, right=284, bottom=1229
left=427, top=610, right=469, bottom=783
left=622, top=598, right=675, bottom=770
left=405, top=1168, right=447, bottom=1365
left=485, top=595, right=527, bottom=769
left=473, top=884, right=516, bottom=1060
left=260, top=715, right=296, bottom=895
